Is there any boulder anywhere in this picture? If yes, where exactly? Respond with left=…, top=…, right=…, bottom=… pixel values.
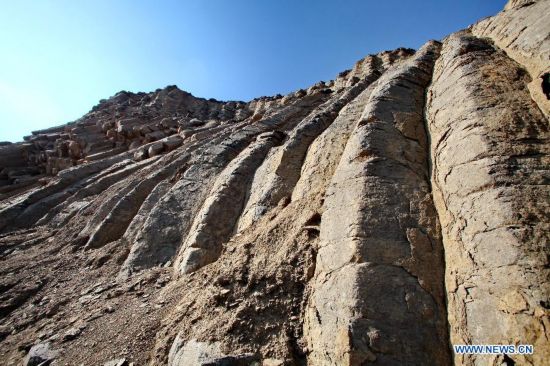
left=134, top=148, right=148, bottom=161
left=24, top=343, right=57, bottom=366
left=162, top=135, right=183, bottom=151
left=147, top=142, right=164, bottom=157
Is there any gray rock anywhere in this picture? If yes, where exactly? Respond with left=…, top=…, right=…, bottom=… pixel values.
left=188, top=118, right=205, bottom=127
left=162, top=135, right=183, bottom=151
left=24, top=342, right=57, bottom=366
left=133, top=148, right=148, bottom=161
left=104, top=359, right=129, bottom=366
left=168, top=337, right=258, bottom=366
left=147, top=142, right=164, bottom=157
left=62, top=327, right=81, bottom=341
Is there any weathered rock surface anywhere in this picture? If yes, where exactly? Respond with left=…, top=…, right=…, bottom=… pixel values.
left=427, top=27, right=549, bottom=366
left=305, top=40, right=450, bottom=366
left=23, top=342, right=57, bottom=366
left=0, top=1, right=548, bottom=365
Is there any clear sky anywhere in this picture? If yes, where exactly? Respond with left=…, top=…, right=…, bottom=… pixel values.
left=0, top=0, right=506, bottom=142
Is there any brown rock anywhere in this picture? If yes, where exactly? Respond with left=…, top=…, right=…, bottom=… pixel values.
left=0, top=2, right=547, bottom=365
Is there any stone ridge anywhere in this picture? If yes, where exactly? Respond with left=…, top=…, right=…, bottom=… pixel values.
left=0, top=1, right=548, bottom=365
left=0, top=47, right=413, bottom=195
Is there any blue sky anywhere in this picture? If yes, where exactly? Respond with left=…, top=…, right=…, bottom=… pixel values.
left=0, top=0, right=505, bottom=142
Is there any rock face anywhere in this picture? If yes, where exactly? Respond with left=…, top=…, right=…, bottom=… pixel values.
left=427, top=27, right=550, bottom=366
left=0, top=1, right=548, bottom=365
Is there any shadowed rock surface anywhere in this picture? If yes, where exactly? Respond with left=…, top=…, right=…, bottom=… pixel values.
left=0, top=1, right=548, bottom=365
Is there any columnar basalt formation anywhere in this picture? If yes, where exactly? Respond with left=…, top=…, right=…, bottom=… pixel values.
left=426, top=29, right=550, bottom=366
left=304, top=40, right=451, bottom=366
left=0, top=1, right=548, bottom=365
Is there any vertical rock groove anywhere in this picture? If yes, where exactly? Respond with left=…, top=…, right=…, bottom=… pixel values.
left=84, top=170, right=171, bottom=249
left=0, top=2, right=547, bottom=364
left=175, top=131, right=286, bottom=275
left=36, top=158, right=155, bottom=227
left=121, top=93, right=331, bottom=274
left=0, top=152, right=138, bottom=231
left=238, top=58, right=386, bottom=232
left=426, top=31, right=550, bottom=366
left=305, top=41, right=452, bottom=366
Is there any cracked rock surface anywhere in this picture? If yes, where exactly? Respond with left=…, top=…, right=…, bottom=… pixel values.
left=0, top=1, right=548, bottom=365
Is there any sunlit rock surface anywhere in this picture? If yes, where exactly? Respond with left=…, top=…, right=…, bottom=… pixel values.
left=0, top=1, right=548, bottom=365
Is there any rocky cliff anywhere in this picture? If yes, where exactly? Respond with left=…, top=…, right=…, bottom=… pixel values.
left=0, top=1, right=548, bottom=365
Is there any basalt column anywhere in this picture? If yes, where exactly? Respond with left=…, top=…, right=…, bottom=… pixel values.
left=426, top=31, right=550, bottom=366
left=305, top=41, right=452, bottom=366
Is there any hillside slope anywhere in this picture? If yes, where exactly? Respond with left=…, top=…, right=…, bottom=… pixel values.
left=0, top=1, right=548, bottom=365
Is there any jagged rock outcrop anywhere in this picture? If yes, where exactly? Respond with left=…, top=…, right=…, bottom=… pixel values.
left=0, top=1, right=548, bottom=365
